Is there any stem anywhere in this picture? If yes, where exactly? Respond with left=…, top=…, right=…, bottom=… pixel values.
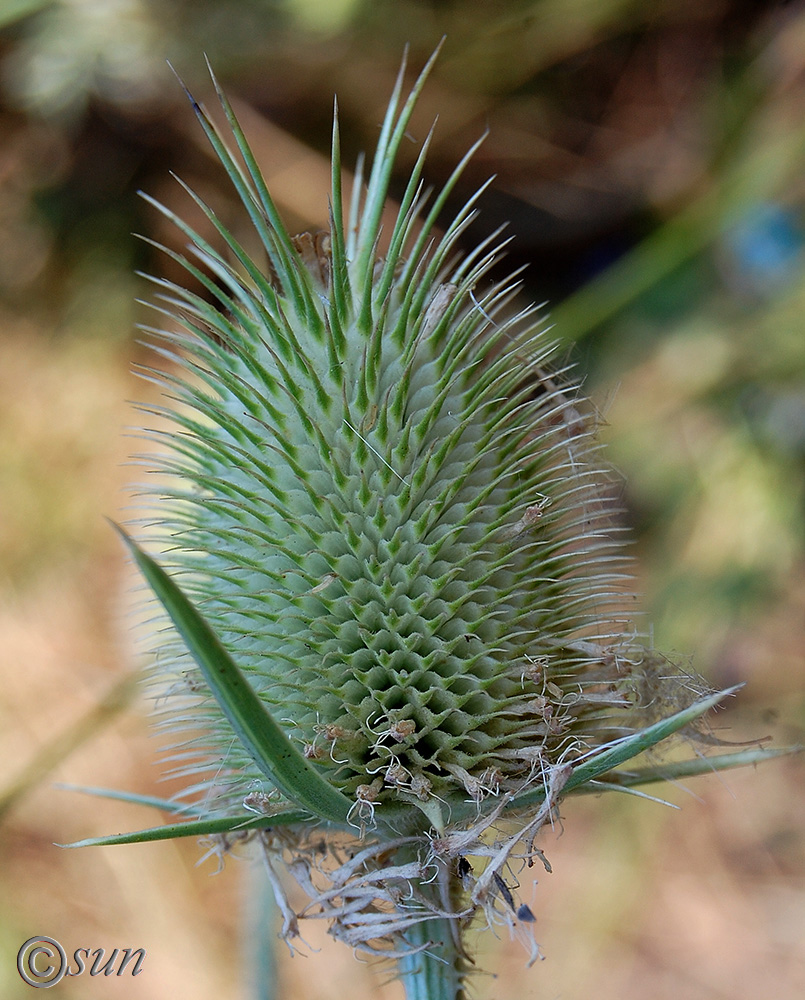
left=397, top=916, right=465, bottom=1000
left=396, top=849, right=468, bottom=1000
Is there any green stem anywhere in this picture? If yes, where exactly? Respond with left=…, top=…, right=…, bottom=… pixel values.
left=397, top=915, right=465, bottom=1000
left=396, top=846, right=467, bottom=1000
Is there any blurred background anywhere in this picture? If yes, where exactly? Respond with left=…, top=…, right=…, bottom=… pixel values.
left=1, top=1, right=803, bottom=997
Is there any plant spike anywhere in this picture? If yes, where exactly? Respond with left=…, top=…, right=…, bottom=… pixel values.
left=85, top=49, right=786, bottom=1000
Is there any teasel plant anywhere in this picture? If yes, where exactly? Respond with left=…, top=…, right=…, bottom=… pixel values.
left=65, top=43, right=790, bottom=1000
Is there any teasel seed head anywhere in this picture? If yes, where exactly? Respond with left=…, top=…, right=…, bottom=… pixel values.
left=117, top=45, right=749, bottom=989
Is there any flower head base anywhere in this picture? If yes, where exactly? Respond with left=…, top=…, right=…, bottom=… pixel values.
left=103, top=46, right=773, bottom=992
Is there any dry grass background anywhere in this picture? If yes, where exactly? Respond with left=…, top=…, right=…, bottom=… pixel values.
left=2, top=2, right=804, bottom=997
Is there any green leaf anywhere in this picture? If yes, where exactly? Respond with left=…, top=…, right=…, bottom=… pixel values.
left=566, top=686, right=744, bottom=791
left=575, top=744, right=801, bottom=792
left=55, top=783, right=209, bottom=816
left=509, top=685, right=743, bottom=811
left=111, top=524, right=354, bottom=826
left=59, top=809, right=307, bottom=849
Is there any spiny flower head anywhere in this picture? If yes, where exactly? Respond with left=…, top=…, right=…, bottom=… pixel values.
left=112, top=47, right=755, bottom=984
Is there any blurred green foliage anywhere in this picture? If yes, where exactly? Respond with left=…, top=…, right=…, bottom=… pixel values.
left=1, top=0, right=803, bottom=699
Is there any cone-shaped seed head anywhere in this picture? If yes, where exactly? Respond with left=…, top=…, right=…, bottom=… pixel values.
left=136, top=54, right=704, bottom=831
